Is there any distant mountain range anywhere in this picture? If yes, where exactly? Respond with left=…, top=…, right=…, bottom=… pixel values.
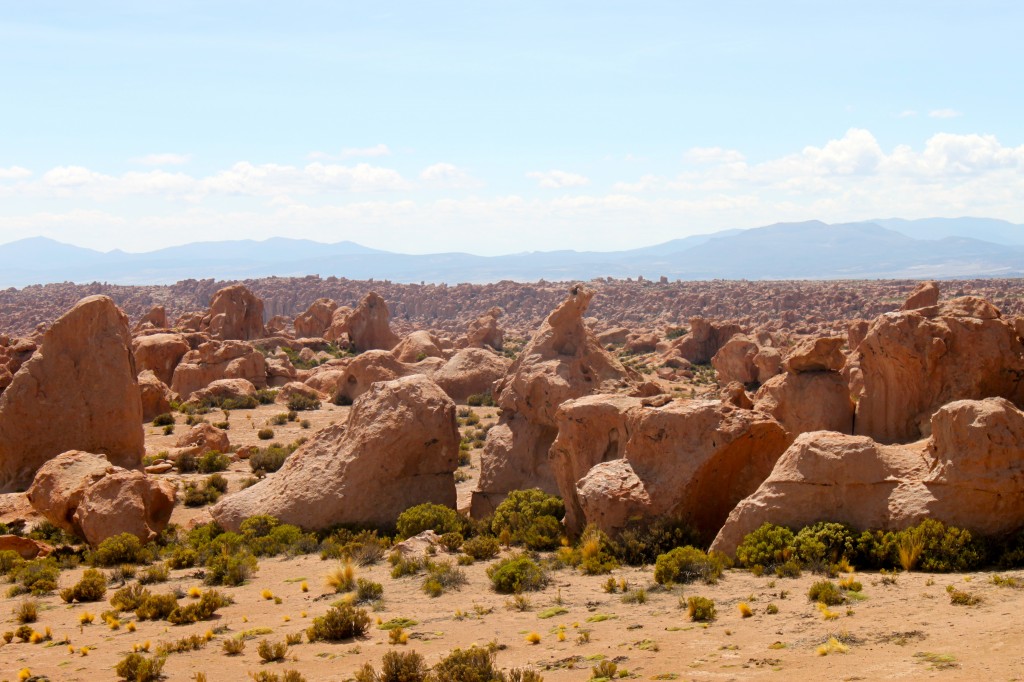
left=2, top=217, right=1023, bottom=287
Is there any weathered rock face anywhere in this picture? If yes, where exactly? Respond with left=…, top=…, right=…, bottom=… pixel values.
left=26, top=450, right=174, bottom=545
left=550, top=395, right=788, bottom=542
left=0, top=296, right=144, bottom=492
left=711, top=397, right=1024, bottom=555
left=138, top=370, right=174, bottom=422
left=753, top=346, right=783, bottom=383
left=200, top=284, right=265, bottom=341
left=276, top=381, right=325, bottom=405
left=133, top=305, right=167, bottom=332
left=754, top=371, right=854, bottom=440
left=392, top=330, right=445, bottom=363
left=132, top=333, right=191, bottom=386
left=266, top=315, right=291, bottom=335
left=170, top=340, right=267, bottom=399
left=210, top=375, right=459, bottom=531
left=431, top=348, right=511, bottom=402
left=783, top=336, right=846, bottom=373
left=900, top=280, right=940, bottom=311
left=664, top=317, right=744, bottom=365
left=187, top=378, right=257, bottom=406
left=318, top=350, right=425, bottom=404
left=265, top=354, right=298, bottom=387
left=294, top=297, right=337, bottom=338
left=711, top=335, right=759, bottom=385
left=461, top=306, right=504, bottom=350
left=324, top=292, right=400, bottom=352
left=624, top=331, right=660, bottom=355
left=852, top=296, right=1024, bottom=444
left=175, top=423, right=230, bottom=455
left=471, top=285, right=638, bottom=516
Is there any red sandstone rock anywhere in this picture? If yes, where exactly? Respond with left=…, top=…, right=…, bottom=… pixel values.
left=294, top=298, right=337, bottom=338
left=170, top=340, right=266, bottom=399
left=200, top=284, right=265, bottom=340
left=324, top=292, right=399, bottom=352
left=138, top=370, right=174, bottom=422
left=132, top=332, right=191, bottom=386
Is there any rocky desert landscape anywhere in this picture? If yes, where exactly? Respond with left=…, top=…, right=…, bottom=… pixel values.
left=1, top=277, right=1024, bottom=682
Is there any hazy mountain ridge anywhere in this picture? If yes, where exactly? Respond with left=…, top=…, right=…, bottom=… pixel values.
left=2, top=218, right=1022, bottom=288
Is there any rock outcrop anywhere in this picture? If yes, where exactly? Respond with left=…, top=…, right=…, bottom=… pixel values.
left=662, top=317, right=743, bottom=365
left=133, top=305, right=167, bottom=332
left=471, top=285, right=637, bottom=516
left=324, top=292, right=400, bottom=352
left=294, top=297, right=337, bottom=338
left=431, top=348, right=511, bottom=402
left=852, top=296, right=1024, bottom=443
left=174, top=423, right=230, bottom=455
left=26, top=450, right=174, bottom=545
left=132, top=333, right=191, bottom=386
left=461, top=306, right=504, bottom=350
left=711, top=335, right=760, bottom=385
left=170, top=340, right=266, bottom=399
left=138, top=370, right=174, bottom=422
left=900, top=280, right=940, bottom=311
left=711, top=397, right=1024, bottom=555
left=392, top=330, right=445, bottom=363
left=0, top=296, right=144, bottom=492
left=210, top=375, right=459, bottom=531
left=550, top=395, right=788, bottom=541
left=200, top=284, right=265, bottom=340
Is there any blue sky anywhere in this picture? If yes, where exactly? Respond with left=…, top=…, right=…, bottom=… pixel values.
left=1, top=1, right=1022, bottom=253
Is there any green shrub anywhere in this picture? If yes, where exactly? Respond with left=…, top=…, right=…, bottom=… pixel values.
left=255, top=389, right=279, bottom=404
left=355, top=578, right=383, bottom=603
left=577, top=526, right=620, bottom=575
left=491, top=489, right=564, bottom=547
left=686, top=596, right=716, bottom=622
left=306, top=602, right=371, bottom=641
left=462, top=535, right=500, bottom=561
left=167, top=546, right=198, bottom=569
left=115, top=653, right=166, bottom=681
left=431, top=645, right=503, bottom=681
left=807, top=580, right=845, bottom=605
left=258, top=428, right=275, bottom=440
left=287, top=394, right=321, bottom=411
left=59, top=568, right=106, bottom=602
left=356, top=649, right=430, bottom=682
left=792, top=522, right=857, bottom=566
left=612, top=518, right=701, bottom=566
left=440, top=532, right=464, bottom=552
left=12, top=557, right=60, bottom=595
left=653, top=546, right=725, bottom=585
left=909, top=519, right=985, bottom=572
left=204, top=549, right=258, bottom=586
left=110, top=583, right=150, bottom=611
left=250, top=443, right=295, bottom=473
left=396, top=503, right=470, bottom=539
left=152, top=413, right=175, bottom=427
left=257, top=639, right=289, bottom=662
left=92, top=533, right=149, bottom=566
left=176, top=451, right=198, bottom=473
left=167, top=589, right=230, bottom=624
left=487, top=554, right=547, bottom=593
left=735, top=523, right=795, bottom=568
left=135, top=592, right=179, bottom=620
left=422, top=560, right=467, bottom=596
left=198, top=451, right=230, bottom=473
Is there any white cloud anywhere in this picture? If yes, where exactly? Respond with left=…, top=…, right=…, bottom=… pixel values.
left=135, top=153, right=192, bottom=166
left=0, top=166, right=32, bottom=180
left=929, top=108, right=963, bottom=119
left=526, top=170, right=590, bottom=188
left=419, top=163, right=481, bottom=189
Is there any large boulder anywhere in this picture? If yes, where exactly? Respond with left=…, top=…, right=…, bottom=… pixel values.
left=324, top=350, right=427, bottom=404
left=662, top=317, right=743, bottom=365
left=132, top=333, right=191, bottom=386
left=324, top=292, right=400, bottom=352
left=754, top=371, right=854, bottom=440
left=852, top=296, right=1024, bottom=443
left=170, top=340, right=266, bottom=399
left=711, top=335, right=759, bottom=385
left=392, top=330, right=445, bottom=363
left=187, top=378, right=257, bottom=406
left=782, top=337, right=846, bottom=373
left=900, top=280, right=940, bottom=311
left=294, top=298, right=337, bottom=338
left=175, top=423, right=230, bottom=455
left=461, top=307, right=505, bottom=350
left=200, top=284, right=265, bottom=341
left=210, top=375, right=459, bottom=531
left=550, top=395, right=788, bottom=542
left=0, top=296, right=144, bottom=492
left=133, top=305, right=167, bottom=333
left=711, top=397, right=1024, bottom=555
left=471, top=285, right=637, bottom=516
left=138, top=370, right=175, bottom=422
left=26, top=450, right=174, bottom=545
left=431, top=348, right=512, bottom=402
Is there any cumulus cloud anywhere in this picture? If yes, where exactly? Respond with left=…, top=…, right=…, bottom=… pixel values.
left=526, top=170, right=590, bottom=188
left=135, top=153, right=192, bottom=166
left=419, top=163, right=482, bottom=189
left=929, top=108, right=963, bottom=119
left=0, top=166, right=32, bottom=180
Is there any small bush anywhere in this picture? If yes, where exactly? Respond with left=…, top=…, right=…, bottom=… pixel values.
left=355, top=578, right=383, bottom=603
left=167, top=546, right=198, bottom=570
left=287, top=394, right=321, bottom=411
left=396, top=503, right=470, bottom=539
left=736, top=523, right=795, bottom=568
left=205, top=550, right=258, bottom=586
left=177, top=451, right=198, bottom=473
left=198, top=451, right=231, bottom=473
left=152, top=413, right=175, bottom=427
left=808, top=580, right=845, bottom=606
left=13, top=598, right=38, bottom=623
left=947, top=584, right=981, bottom=606
left=909, top=519, right=985, bottom=572
left=686, top=596, right=716, bottom=622
left=257, top=639, right=289, bottom=662
left=258, top=428, right=275, bottom=440
left=653, top=546, right=725, bottom=585
left=111, top=583, right=151, bottom=611
left=250, top=444, right=295, bottom=473
left=792, top=522, right=857, bottom=567
left=223, top=635, right=246, bottom=655
left=432, top=645, right=504, bottom=681
left=613, top=517, right=701, bottom=566
left=422, top=560, right=467, bottom=596
left=60, top=568, right=107, bottom=603
left=440, top=532, right=464, bottom=552
left=92, top=533, right=149, bottom=566
left=306, top=603, right=371, bottom=642
left=487, top=554, right=547, bottom=593
left=491, top=489, right=564, bottom=548
left=326, top=561, right=356, bottom=592
left=11, top=557, right=61, bottom=595
left=136, top=592, right=179, bottom=621
left=357, top=650, right=430, bottom=682
left=115, top=653, right=166, bottom=681
left=462, top=535, right=500, bottom=561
